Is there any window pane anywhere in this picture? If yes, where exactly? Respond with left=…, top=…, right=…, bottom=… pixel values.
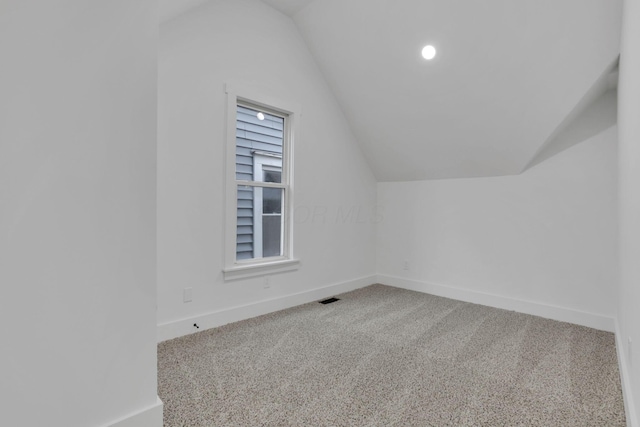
left=236, top=185, right=285, bottom=261
left=236, top=185, right=254, bottom=260
left=236, top=105, right=284, bottom=182
left=263, top=215, right=282, bottom=257
left=263, top=169, right=282, bottom=183
left=263, top=188, right=283, bottom=214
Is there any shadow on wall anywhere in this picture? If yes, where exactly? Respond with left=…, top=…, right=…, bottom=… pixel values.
left=524, top=60, right=618, bottom=171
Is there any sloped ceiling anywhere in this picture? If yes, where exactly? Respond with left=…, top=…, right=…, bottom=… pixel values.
left=278, top=0, right=622, bottom=181
left=261, top=0, right=315, bottom=16
left=524, top=61, right=619, bottom=170
left=159, top=0, right=210, bottom=23
left=163, top=0, right=622, bottom=181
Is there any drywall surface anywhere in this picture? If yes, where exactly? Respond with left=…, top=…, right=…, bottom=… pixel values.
left=526, top=87, right=617, bottom=169
left=293, top=0, right=622, bottom=180
left=158, top=0, right=376, bottom=330
left=0, top=2, right=159, bottom=427
left=618, top=0, right=640, bottom=423
left=159, top=0, right=209, bottom=23
left=377, top=127, right=618, bottom=320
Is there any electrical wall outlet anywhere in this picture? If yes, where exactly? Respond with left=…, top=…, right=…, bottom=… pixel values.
left=264, top=276, right=271, bottom=289
left=183, top=287, right=193, bottom=303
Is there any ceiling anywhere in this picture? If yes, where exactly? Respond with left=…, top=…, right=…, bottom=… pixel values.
left=261, top=0, right=315, bottom=16
left=162, top=0, right=622, bottom=181
left=159, top=0, right=210, bottom=23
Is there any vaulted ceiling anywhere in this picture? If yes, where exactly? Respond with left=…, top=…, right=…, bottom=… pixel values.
left=162, top=0, right=622, bottom=181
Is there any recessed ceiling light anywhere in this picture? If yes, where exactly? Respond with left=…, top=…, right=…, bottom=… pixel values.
left=256, top=112, right=265, bottom=120
left=421, top=45, right=436, bottom=60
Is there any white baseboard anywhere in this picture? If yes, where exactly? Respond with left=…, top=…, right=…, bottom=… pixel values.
left=377, top=274, right=615, bottom=332
left=106, top=397, right=163, bottom=427
left=158, top=275, right=377, bottom=342
left=615, top=318, right=639, bottom=427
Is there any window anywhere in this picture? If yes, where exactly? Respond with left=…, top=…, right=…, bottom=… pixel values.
left=223, top=85, right=299, bottom=280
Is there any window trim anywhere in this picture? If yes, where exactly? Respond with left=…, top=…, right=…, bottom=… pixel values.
left=223, top=84, right=300, bottom=281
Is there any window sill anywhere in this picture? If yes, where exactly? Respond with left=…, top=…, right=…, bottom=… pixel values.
left=223, top=258, right=300, bottom=281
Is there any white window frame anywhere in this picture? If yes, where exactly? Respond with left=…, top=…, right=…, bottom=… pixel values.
left=223, top=84, right=300, bottom=281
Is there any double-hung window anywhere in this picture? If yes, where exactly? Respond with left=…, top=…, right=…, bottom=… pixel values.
left=223, top=86, right=299, bottom=280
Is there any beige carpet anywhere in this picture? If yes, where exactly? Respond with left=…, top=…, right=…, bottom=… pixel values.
left=158, top=284, right=626, bottom=426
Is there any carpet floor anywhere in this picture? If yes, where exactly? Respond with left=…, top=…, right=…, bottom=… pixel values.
left=158, top=284, right=626, bottom=426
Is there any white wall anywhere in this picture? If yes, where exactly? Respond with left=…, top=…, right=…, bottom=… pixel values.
left=618, top=0, right=640, bottom=424
left=377, top=127, right=618, bottom=329
left=158, top=0, right=377, bottom=338
left=0, top=2, right=160, bottom=427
